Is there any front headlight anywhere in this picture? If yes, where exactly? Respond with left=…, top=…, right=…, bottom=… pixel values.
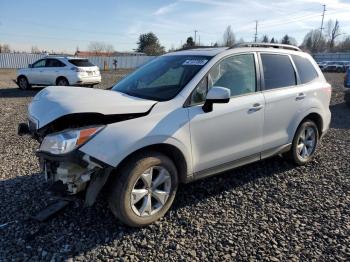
left=39, top=126, right=104, bottom=155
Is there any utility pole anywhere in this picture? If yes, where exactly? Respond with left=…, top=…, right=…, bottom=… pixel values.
left=198, top=35, right=201, bottom=46
left=254, top=21, right=258, bottom=42
left=194, top=30, right=198, bottom=45
left=320, top=4, right=326, bottom=34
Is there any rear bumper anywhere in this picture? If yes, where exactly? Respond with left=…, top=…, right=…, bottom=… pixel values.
left=321, top=109, right=331, bottom=139
left=70, top=75, right=101, bottom=86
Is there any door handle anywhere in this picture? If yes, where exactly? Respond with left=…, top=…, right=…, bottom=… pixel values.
left=249, top=103, right=264, bottom=112
left=296, top=93, right=306, bottom=100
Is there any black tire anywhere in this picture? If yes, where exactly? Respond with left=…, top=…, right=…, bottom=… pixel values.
left=17, top=76, right=31, bottom=90
left=56, top=77, right=69, bottom=86
left=336, top=67, right=342, bottom=73
left=108, top=151, right=178, bottom=227
left=284, top=120, right=319, bottom=166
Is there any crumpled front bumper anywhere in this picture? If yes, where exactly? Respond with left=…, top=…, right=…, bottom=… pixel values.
left=36, top=150, right=105, bottom=195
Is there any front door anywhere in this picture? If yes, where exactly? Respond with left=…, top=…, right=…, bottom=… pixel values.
left=30, top=59, right=48, bottom=85
left=187, top=53, right=265, bottom=173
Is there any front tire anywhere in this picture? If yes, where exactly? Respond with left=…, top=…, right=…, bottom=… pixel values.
left=285, top=120, right=319, bottom=165
left=108, top=151, right=178, bottom=227
left=17, top=76, right=31, bottom=90
left=56, top=77, right=69, bottom=86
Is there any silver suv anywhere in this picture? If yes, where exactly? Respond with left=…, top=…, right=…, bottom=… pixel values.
left=19, top=43, right=331, bottom=227
left=16, top=56, right=101, bottom=90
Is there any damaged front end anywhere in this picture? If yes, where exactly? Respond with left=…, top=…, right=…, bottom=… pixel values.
left=37, top=150, right=113, bottom=206
left=19, top=118, right=116, bottom=206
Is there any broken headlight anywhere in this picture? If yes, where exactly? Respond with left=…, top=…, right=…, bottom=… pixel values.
left=39, top=126, right=104, bottom=155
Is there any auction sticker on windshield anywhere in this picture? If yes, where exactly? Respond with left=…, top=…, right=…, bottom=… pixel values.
left=182, top=59, right=208, bottom=66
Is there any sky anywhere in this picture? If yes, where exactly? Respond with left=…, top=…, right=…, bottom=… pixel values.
left=1, top=0, right=350, bottom=53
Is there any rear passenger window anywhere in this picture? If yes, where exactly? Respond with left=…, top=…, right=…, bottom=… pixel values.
left=46, top=59, right=66, bottom=67
left=292, top=55, right=318, bottom=84
left=261, top=54, right=296, bottom=90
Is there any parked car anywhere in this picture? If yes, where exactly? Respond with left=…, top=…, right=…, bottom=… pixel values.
left=16, top=56, right=101, bottom=90
left=324, top=61, right=349, bottom=73
left=317, top=61, right=331, bottom=71
left=344, top=68, right=350, bottom=106
left=18, top=43, right=331, bottom=227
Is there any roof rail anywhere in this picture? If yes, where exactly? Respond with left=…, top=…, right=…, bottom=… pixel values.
left=233, top=43, right=301, bottom=52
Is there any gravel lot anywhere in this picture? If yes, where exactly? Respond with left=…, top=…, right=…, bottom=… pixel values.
left=0, top=69, right=349, bottom=261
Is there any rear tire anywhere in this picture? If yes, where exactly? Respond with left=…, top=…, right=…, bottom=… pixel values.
left=108, top=151, right=178, bottom=227
left=17, top=76, right=31, bottom=90
left=56, top=77, right=69, bottom=86
left=284, top=120, right=319, bottom=166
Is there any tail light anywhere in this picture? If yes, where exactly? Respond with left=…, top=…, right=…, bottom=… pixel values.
left=70, top=67, right=84, bottom=72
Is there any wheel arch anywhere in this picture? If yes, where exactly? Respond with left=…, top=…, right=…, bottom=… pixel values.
left=17, top=74, right=28, bottom=81
left=56, top=76, right=69, bottom=85
left=109, top=143, right=189, bottom=184
left=292, top=110, right=323, bottom=139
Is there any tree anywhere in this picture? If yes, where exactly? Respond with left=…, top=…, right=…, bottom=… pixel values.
left=136, top=32, right=165, bottom=56
left=88, top=41, right=107, bottom=55
left=105, top=44, right=115, bottom=56
left=262, top=35, right=269, bottom=43
left=223, top=25, right=235, bottom=47
left=326, top=19, right=341, bottom=51
left=182, top=36, right=195, bottom=49
left=281, top=35, right=297, bottom=46
left=281, top=35, right=291, bottom=45
left=302, top=29, right=326, bottom=53
left=31, top=46, right=40, bottom=54
left=337, top=36, right=350, bottom=52
left=237, top=38, right=245, bottom=44
left=270, top=37, right=276, bottom=43
left=1, top=44, right=11, bottom=53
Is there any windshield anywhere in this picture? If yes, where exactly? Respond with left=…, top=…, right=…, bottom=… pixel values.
left=112, top=55, right=211, bottom=101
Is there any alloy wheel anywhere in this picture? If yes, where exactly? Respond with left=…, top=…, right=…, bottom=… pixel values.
left=297, top=126, right=316, bottom=159
left=18, top=78, right=27, bottom=89
left=131, top=166, right=171, bottom=217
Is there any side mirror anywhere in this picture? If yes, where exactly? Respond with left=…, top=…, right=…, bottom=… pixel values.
left=28, top=64, right=33, bottom=68
left=202, top=86, right=230, bottom=113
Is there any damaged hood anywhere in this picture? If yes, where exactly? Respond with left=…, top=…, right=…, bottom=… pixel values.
left=29, top=86, right=157, bottom=128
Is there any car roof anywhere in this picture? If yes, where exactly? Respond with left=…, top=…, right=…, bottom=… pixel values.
left=165, top=43, right=307, bottom=58
left=43, top=56, right=87, bottom=60
left=163, top=47, right=228, bottom=56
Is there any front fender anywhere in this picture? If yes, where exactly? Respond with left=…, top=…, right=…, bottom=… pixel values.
left=79, top=107, right=193, bottom=175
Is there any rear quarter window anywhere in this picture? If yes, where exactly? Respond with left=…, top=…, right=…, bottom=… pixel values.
left=292, top=55, right=319, bottom=84
left=68, top=59, right=95, bottom=67
left=261, top=54, right=296, bottom=90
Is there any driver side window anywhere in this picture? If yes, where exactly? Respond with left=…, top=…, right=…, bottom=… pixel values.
left=190, top=53, right=256, bottom=105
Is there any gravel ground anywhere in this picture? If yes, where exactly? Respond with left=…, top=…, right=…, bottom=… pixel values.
left=0, top=69, right=349, bottom=261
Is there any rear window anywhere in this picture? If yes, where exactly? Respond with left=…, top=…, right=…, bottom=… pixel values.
left=261, top=54, right=296, bottom=90
left=292, top=55, right=318, bottom=84
left=68, top=59, right=94, bottom=67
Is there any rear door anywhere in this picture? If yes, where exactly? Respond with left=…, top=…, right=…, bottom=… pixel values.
left=259, top=53, right=300, bottom=151
left=45, top=59, right=67, bottom=85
